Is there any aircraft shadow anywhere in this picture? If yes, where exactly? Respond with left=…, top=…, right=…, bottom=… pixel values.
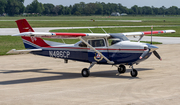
left=0, top=68, right=154, bottom=85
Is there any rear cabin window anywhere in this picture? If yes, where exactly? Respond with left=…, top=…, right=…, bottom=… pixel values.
left=88, top=39, right=105, bottom=47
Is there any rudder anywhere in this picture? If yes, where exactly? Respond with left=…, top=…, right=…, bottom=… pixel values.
left=16, top=19, right=34, bottom=33
left=15, top=19, right=50, bottom=49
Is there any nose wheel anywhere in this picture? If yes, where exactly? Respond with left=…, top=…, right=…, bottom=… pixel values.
left=130, top=69, right=138, bottom=77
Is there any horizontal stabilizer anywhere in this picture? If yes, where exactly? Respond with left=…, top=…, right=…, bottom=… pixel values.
left=7, top=49, right=42, bottom=54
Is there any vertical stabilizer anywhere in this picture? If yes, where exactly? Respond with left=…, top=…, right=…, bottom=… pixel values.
left=15, top=19, right=50, bottom=49
left=15, top=19, right=34, bottom=33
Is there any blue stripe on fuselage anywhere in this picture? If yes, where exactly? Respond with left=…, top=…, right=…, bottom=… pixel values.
left=31, top=49, right=148, bottom=64
left=24, top=43, right=37, bottom=49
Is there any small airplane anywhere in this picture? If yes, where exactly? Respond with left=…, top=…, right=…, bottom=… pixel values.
left=7, top=19, right=176, bottom=77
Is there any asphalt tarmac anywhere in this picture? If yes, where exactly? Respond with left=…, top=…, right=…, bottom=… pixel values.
left=0, top=44, right=180, bottom=105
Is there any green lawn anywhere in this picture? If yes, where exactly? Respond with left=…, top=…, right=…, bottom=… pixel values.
left=0, top=36, right=24, bottom=55
left=1, top=16, right=180, bottom=28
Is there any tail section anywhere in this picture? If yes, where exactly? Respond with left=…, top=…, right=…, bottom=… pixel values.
left=15, top=19, right=50, bottom=49
left=21, top=36, right=50, bottom=49
left=16, top=19, right=34, bottom=33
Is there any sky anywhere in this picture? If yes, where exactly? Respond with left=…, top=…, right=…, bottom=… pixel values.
left=24, top=0, right=180, bottom=8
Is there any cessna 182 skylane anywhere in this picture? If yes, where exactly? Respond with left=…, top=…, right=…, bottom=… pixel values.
left=7, top=19, right=176, bottom=77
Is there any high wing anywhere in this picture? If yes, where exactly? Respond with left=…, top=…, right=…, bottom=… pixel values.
left=13, top=30, right=176, bottom=39
left=122, top=30, right=176, bottom=37
left=13, top=32, right=110, bottom=39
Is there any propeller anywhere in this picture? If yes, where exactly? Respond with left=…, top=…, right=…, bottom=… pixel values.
left=139, top=26, right=162, bottom=61
left=151, top=26, right=162, bottom=61
left=153, top=50, right=162, bottom=60
left=139, top=49, right=149, bottom=59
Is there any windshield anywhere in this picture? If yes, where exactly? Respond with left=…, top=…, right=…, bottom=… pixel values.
left=110, top=33, right=129, bottom=41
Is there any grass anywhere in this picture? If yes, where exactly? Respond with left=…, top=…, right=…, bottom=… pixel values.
left=1, top=16, right=180, bottom=28
left=0, top=36, right=24, bottom=55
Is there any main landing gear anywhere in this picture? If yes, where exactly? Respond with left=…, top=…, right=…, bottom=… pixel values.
left=117, top=65, right=138, bottom=77
left=81, top=62, right=96, bottom=77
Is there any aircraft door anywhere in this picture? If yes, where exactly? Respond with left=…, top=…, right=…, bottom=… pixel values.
left=88, top=39, right=109, bottom=63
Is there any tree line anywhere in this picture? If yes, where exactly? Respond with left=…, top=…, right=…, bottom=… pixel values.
left=0, top=0, right=180, bottom=16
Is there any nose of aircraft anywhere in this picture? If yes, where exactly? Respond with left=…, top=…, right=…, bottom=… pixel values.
left=146, top=44, right=159, bottom=52
left=140, top=44, right=162, bottom=60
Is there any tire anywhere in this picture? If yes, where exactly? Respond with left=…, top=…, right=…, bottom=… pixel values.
left=81, top=68, right=90, bottom=77
left=130, top=69, right=138, bottom=77
left=118, top=65, right=126, bottom=73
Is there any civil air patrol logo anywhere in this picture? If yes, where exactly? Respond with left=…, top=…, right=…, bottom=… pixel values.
left=94, top=53, right=103, bottom=62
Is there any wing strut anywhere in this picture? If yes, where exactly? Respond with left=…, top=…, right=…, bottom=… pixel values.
left=79, top=37, right=114, bottom=64
left=138, top=34, right=144, bottom=42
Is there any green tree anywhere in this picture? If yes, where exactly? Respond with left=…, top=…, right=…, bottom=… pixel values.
left=66, top=7, right=71, bottom=15
left=43, top=3, right=55, bottom=15
left=52, top=5, right=60, bottom=15
left=152, top=6, right=159, bottom=15
left=159, top=6, right=166, bottom=15
left=84, top=3, right=97, bottom=15
left=25, top=0, right=44, bottom=14
left=131, top=5, right=139, bottom=15
left=72, top=2, right=85, bottom=15
left=142, top=6, right=153, bottom=15
left=167, top=6, right=178, bottom=15
left=95, top=2, right=103, bottom=15
left=0, top=0, right=7, bottom=14
left=6, top=0, right=25, bottom=16
left=58, top=5, right=64, bottom=15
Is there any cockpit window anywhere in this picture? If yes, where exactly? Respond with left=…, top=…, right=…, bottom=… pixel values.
left=88, top=39, right=105, bottom=47
left=111, top=39, right=121, bottom=45
left=120, top=35, right=129, bottom=41
left=79, top=42, right=87, bottom=47
left=110, top=34, right=129, bottom=41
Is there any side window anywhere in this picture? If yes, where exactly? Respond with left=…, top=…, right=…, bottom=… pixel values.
left=88, top=39, right=105, bottom=47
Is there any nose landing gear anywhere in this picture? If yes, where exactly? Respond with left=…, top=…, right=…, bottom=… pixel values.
left=130, top=65, right=138, bottom=77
